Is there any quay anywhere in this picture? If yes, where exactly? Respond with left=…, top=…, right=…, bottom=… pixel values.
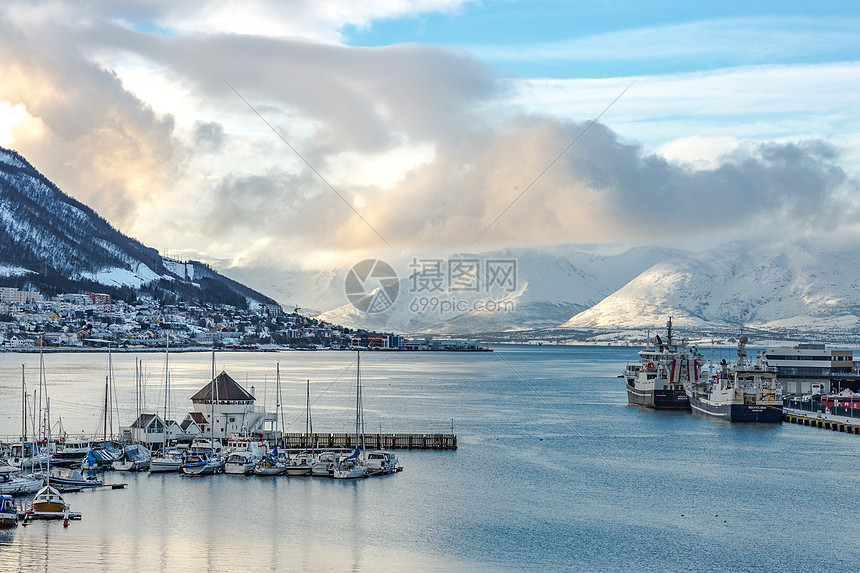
left=783, top=409, right=860, bottom=434
left=279, top=432, right=457, bottom=450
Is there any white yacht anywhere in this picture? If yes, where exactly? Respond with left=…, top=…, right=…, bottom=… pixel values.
left=311, top=452, right=340, bottom=477
left=149, top=447, right=185, bottom=473
left=366, top=451, right=400, bottom=475
left=225, top=451, right=256, bottom=475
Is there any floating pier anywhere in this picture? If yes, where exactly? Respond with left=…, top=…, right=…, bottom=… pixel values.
left=278, top=432, right=457, bottom=450
left=783, top=411, right=860, bottom=434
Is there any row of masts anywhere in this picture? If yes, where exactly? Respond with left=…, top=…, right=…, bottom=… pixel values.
left=14, top=343, right=355, bottom=454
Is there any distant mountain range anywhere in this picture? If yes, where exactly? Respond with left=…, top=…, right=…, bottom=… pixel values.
left=0, top=146, right=276, bottom=308
left=311, top=240, right=860, bottom=343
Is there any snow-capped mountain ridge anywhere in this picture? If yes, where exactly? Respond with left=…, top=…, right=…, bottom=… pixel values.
left=0, top=145, right=276, bottom=306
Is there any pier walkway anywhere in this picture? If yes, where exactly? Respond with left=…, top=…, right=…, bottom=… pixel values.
left=783, top=408, right=860, bottom=434
left=279, top=432, right=457, bottom=450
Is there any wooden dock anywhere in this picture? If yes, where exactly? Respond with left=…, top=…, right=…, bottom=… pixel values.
left=278, top=432, right=457, bottom=450
left=783, top=411, right=860, bottom=434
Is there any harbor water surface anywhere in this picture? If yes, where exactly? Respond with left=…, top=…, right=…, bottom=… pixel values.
left=1, top=346, right=859, bottom=572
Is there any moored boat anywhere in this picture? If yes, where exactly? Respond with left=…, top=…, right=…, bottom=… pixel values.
left=225, top=451, right=256, bottom=475
left=112, top=443, right=152, bottom=472
left=686, top=335, right=783, bottom=423
left=0, top=495, right=17, bottom=527
left=149, top=447, right=185, bottom=473
left=366, top=451, right=400, bottom=475
left=311, top=451, right=340, bottom=477
left=254, top=450, right=286, bottom=476
left=623, top=317, right=699, bottom=409
left=284, top=452, right=314, bottom=476
left=53, top=436, right=93, bottom=464
left=0, top=472, right=43, bottom=496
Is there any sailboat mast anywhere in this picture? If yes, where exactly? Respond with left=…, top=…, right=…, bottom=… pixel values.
left=103, top=376, right=109, bottom=446
left=163, top=335, right=169, bottom=449
left=21, top=365, right=25, bottom=447
left=210, top=346, right=215, bottom=444
left=277, top=363, right=285, bottom=449
left=38, top=344, right=43, bottom=445
left=46, top=396, right=51, bottom=485
left=355, top=351, right=363, bottom=454
left=108, top=347, right=114, bottom=440
left=305, top=379, right=310, bottom=449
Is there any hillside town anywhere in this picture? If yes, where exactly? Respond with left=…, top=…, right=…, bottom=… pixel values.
left=0, top=286, right=489, bottom=351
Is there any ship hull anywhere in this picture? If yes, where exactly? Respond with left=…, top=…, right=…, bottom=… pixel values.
left=626, top=385, right=690, bottom=410
left=689, top=396, right=783, bottom=422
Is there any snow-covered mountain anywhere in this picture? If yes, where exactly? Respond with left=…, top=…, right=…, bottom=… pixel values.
left=561, top=239, right=860, bottom=335
left=317, top=244, right=685, bottom=334
left=0, top=146, right=276, bottom=306
left=312, top=238, right=860, bottom=339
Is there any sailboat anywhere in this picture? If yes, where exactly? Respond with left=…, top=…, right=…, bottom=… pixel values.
left=26, top=355, right=79, bottom=522
left=333, top=351, right=368, bottom=479
left=151, top=337, right=183, bottom=473
left=10, top=365, right=49, bottom=471
left=84, top=351, right=121, bottom=470
left=285, top=378, right=314, bottom=476
left=255, top=363, right=286, bottom=476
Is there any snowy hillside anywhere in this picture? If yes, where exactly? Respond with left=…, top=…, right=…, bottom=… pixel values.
left=317, top=244, right=684, bottom=334
left=561, top=240, right=860, bottom=335
left=0, top=146, right=276, bottom=306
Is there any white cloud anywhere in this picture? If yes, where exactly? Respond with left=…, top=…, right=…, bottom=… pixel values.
left=514, top=63, right=860, bottom=158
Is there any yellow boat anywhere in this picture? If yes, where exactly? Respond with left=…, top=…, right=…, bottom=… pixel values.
left=26, top=485, right=69, bottom=519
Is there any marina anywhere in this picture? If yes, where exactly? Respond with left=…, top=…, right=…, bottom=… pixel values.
left=2, top=347, right=860, bottom=571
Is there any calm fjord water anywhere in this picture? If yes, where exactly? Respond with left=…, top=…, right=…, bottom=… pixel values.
left=1, top=346, right=859, bottom=572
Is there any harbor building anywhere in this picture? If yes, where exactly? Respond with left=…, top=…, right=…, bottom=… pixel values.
left=187, top=372, right=273, bottom=438
left=765, top=344, right=858, bottom=394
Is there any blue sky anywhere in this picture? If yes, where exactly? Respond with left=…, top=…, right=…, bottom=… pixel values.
left=346, top=1, right=860, bottom=77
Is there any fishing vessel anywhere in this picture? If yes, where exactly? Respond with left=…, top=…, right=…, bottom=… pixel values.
left=623, top=317, right=700, bottom=409
left=686, top=334, right=782, bottom=422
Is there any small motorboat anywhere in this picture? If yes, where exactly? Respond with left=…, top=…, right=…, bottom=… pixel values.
left=311, top=452, right=340, bottom=477
left=225, top=451, right=255, bottom=475
left=0, top=495, right=18, bottom=528
left=366, top=451, right=401, bottom=476
left=285, top=452, right=314, bottom=477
